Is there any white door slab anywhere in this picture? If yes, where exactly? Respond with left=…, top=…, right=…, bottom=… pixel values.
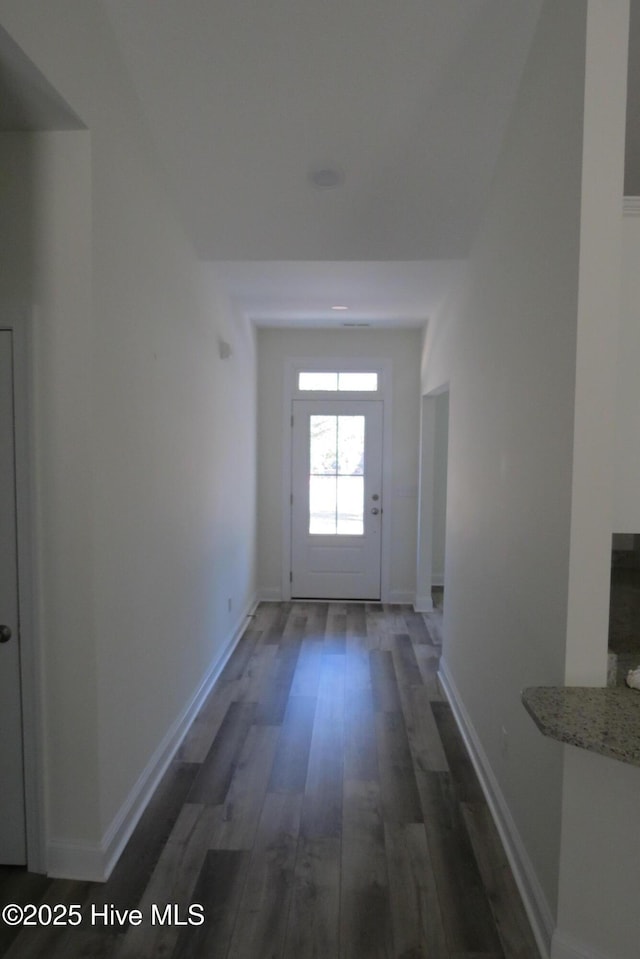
left=291, top=399, right=383, bottom=599
left=0, top=329, right=27, bottom=864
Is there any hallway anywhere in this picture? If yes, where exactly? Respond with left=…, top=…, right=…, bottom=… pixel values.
left=0, top=603, right=539, bottom=959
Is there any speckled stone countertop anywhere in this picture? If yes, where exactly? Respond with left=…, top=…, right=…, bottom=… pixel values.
left=522, top=686, right=640, bottom=768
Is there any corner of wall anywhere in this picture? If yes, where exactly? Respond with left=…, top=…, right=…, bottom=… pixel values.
left=439, top=658, right=555, bottom=959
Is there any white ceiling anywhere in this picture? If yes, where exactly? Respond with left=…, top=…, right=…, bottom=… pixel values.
left=8, top=1, right=547, bottom=328
left=0, top=25, right=83, bottom=131
left=212, top=260, right=464, bottom=329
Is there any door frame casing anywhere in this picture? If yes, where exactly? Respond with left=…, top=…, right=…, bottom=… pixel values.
left=281, top=356, right=393, bottom=602
left=1, top=307, right=46, bottom=873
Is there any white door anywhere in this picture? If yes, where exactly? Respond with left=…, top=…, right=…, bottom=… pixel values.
left=0, top=330, right=27, bottom=864
left=291, top=399, right=383, bottom=599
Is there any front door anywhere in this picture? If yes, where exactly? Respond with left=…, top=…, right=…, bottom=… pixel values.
left=0, top=329, right=27, bottom=863
left=291, top=399, right=383, bottom=599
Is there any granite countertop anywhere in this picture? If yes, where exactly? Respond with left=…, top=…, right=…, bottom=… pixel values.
left=522, top=685, right=640, bottom=768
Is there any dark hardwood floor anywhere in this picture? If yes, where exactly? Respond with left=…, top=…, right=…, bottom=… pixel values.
left=0, top=602, right=540, bottom=959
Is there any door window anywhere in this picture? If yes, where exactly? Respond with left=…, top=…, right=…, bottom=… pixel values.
left=309, top=414, right=365, bottom=534
left=298, top=371, right=379, bottom=392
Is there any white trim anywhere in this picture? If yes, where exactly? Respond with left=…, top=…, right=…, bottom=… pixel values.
left=47, top=596, right=257, bottom=882
left=1, top=306, right=46, bottom=874
left=623, top=196, right=640, bottom=216
left=439, top=657, right=554, bottom=959
left=388, top=590, right=416, bottom=605
left=282, top=356, right=393, bottom=603
left=551, top=931, right=612, bottom=959
left=413, top=595, right=434, bottom=613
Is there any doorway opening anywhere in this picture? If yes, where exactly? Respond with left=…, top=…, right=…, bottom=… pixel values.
left=0, top=316, right=43, bottom=871
left=282, top=357, right=392, bottom=602
left=416, top=388, right=449, bottom=614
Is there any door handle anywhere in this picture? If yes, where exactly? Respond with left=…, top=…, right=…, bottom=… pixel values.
left=0, top=625, right=12, bottom=643
left=371, top=507, right=380, bottom=515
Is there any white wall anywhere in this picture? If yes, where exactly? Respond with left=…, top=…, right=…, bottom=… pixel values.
left=422, top=3, right=635, bottom=957
left=614, top=211, right=640, bottom=531
left=553, top=3, right=631, bottom=958
left=257, top=328, right=421, bottom=602
left=0, top=130, right=99, bottom=847
left=0, top=2, right=257, bottom=879
left=431, top=391, right=449, bottom=585
left=421, top=0, right=587, bottom=934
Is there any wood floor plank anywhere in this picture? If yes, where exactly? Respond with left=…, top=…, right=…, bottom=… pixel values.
left=187, top=702, right=256, bottom=804
left=431, top=702, right=485, bottom=803
left=283, top=837, right=341, bottom=959
left=401, top=609, right=434, bottom=646
left=341, top=779, right=393, bottom=959
left=260, top=602, right=293, bottom=643
left=369, top=649, right=402, bottom=712
left=290, top=636, right=324, bottom=698
left=234, top=641, right=279, bottom=704
left=413, top=643, right=445, bottom=690
left=398, top=683, right=450, bottom=775
left=450, top=954, right=504, bottom=959
left=280, top=610, right=309, bottom=647
left=420, top=772, right=503, bottom=956
left=98, top=760, right=200, bottom=911
left=227, top=792, right=302, bottom=959
left=218, top=629, right=263, bottom=683
left=384, top=821, right=449, bottom=959
left=375, top=710, right=423, bottom=823
left=391, top=632, right=424, bottom=687
left=345, top=631, right=372, bottom=694
left=346, top=602, right=367, bottom=639
left=254, top=635, right=303, bottom=725
left=324, top=603, right=347, bottom=654
left=461, top=803, right=539, bottom=959
left=114, top=803, right=222, bottom=959
left=0, top=880, right=96, bottom=959
left=171, top=849, right=251, bottom=959
left=365, top=604, right=387, bottom=650
left=423, top=610, right=444, bottom=647
left=306, top=601, right=329, bottom=639
left=176, top=680, right=239, bottom=763
left=343, top=686, right=378, bottom=782
left=0, top=600, right=537, bottom=959
left=268, top=696, right=317, bottom=793
left=214, top=724, right=281, bottom=849
left=0, top=870, right=52, bottom=957
left=301, top=655, right=344, bottom=839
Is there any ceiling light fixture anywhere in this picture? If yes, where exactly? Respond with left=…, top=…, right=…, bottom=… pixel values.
left=331, top=305, right=348, bottom=311
left=309, top=166, right=345, bottom=190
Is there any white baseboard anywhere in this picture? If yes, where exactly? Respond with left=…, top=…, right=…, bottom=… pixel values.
left=414, top=594, right=434, bottom=613
left=438, top=658, right=554, bottom=959
left=256, top=586, right=282, bottom=602
left=551, top=931, right=612, bottom=959
left=47, top=595, right=258, bottom=882
left=47, top=839, right=108, bottom=884
left=387, top=589, right=415, bottom=605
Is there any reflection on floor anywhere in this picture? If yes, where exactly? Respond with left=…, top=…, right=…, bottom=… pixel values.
left=0, top=601, right=539, bottom=959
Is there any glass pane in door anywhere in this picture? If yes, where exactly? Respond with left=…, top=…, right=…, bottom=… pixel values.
left=309, top=414, right=365, bottom=535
